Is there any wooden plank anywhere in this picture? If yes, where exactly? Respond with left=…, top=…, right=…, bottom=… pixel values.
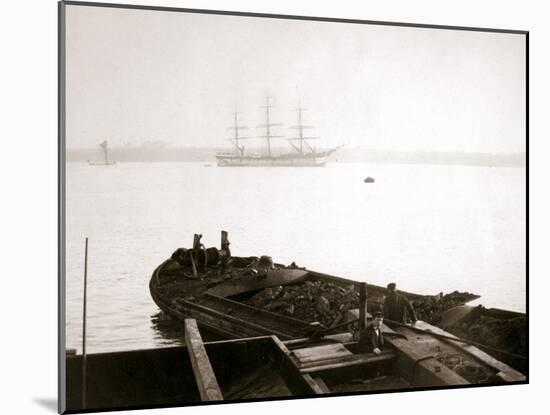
left=184, top=319, right=224, bottom=402
left=175, top=296, right=296, bottom=339
left=313, top=377, right=331, bottom=393
left=302, top=374, right=326, bottom=394
left=284, top=333, right=355, bottom=349
left=293, top=344, right=352, bottom=363
left=205, top=335, right=273, bottom=346
left=271, top=335, right=294, bottom=359
left=205, top=269, right=309, bottom=297
left=300, top=351, right=396, bottom=374
left=203, top=293, right=311, bottom=330
left=412, top=321, right=525, bottom=382
left=270, top=336, right=324, bottom=395
left=299, top=350, right=395, bottom=369
left=383, top=328, right=470, bottom=387
left=165, top=300, right=263, bottom=339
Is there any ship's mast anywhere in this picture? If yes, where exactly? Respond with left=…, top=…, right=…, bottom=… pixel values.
left=258, top=96, right=283, bottom=157
left=288, top=102, right=319, bottom=154
left=227, top=106, right=249, bottom=157
left=298, top=106, right=304, bottom=153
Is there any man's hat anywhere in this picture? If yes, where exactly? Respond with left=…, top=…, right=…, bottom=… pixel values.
left=387, top=282, right=396, bottom=290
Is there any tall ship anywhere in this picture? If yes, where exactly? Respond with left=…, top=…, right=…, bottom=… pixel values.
left=216, top=97, right=342, bottom=167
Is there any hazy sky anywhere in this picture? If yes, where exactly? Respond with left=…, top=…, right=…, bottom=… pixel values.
left=65, top=5, right=526, bottom=153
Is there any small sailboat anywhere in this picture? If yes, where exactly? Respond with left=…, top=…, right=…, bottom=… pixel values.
left=88, top=140, right=116, bottom=166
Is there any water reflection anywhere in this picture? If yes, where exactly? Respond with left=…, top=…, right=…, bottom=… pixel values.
left=150, top=311, right=224, bottom=345
left=150, top=312, right=185, bottom=346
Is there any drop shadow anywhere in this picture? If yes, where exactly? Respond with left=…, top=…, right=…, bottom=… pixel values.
left=34, top=398, right=57, bottom=412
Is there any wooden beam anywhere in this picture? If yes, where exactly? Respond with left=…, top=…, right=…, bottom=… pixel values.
left=313, top=377, right=331, bottom=393
left=300, top=351, right=395, bottom=374
left=293, top=344, right=352, bottom=364
left=411, top=321, right=525, bottom=382
left=358, top=282, right=368, bottom=351
left=270, top=336, right=324, bottom=395
left=184, top=319, right=224, bottom=401
left=299, top=350, right=395, bottom=369
left=302, top=374, right=327, bottom=394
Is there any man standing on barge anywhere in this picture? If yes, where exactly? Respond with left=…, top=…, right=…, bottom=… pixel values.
left=383, top=282, right=418, bottom=324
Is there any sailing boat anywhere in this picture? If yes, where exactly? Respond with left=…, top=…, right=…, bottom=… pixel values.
left=88, top=140, right=116, bottom=166
left=216, top=97, right=343, bottom=167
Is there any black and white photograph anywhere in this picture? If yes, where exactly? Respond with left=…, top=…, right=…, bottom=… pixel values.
left=56, top=1, right=528, bottom=413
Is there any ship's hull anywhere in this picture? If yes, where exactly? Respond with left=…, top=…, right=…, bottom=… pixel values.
left=216, top=153, right=328, bottom=167
left=150, top=257, right=479, bottom=342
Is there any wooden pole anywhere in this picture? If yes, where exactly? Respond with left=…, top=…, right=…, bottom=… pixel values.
left=221, top=230, right=230, bottom=254
left=358, top=282, right=368, bottom=351
left=191, top=234, right=201, bottom=277
left=184, top=319, right=224, bottom=401
left=82, top=237, right=88, bottom=409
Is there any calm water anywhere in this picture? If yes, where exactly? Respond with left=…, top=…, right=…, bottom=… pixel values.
left=65, top=162, right=526, bottom=353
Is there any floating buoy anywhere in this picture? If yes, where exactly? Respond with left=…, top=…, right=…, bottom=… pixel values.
left=364, top=177, right=375, bottom=183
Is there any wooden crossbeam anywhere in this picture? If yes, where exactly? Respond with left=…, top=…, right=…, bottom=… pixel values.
left=184, top=319, right=224, bottom=401
left=299, top=351, right=396, bottom=374
left=293, top=343, right=352, bottom=364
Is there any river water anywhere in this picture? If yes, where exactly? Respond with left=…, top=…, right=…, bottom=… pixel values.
left=65, top=162, right=526, bottom=353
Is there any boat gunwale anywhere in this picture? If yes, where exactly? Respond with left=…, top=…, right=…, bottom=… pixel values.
left=150, top=286, right=282, bottom=339
left=201, top=292, right=318, bottom=327
left=152, top=260, right=316, bottom=328
left=150, top=256, right=486, bottom=343
left=151, top=264, right=301, bottom=339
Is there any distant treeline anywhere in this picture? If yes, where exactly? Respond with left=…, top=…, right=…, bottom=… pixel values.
left=67, top=146, right=526, bottom=167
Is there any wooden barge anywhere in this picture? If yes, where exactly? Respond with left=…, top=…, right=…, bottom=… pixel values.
left=65, top=317, right=525, bottom=413
left=145, top=232, right=524, bottom=382
left=150, top=232, right=480, bottom=341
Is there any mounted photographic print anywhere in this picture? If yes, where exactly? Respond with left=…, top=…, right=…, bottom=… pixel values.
left=58, top=1, right=528, bottom=413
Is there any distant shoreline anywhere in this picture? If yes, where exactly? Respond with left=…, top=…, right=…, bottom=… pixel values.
left=67, top=147, right=526, bottom=168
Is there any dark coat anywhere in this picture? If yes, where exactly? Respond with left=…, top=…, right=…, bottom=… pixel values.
left=360, top=324, right=384, bottom=353
left=383, top=291, right=417, bottom=323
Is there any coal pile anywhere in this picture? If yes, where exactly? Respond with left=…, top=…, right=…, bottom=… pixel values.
left=412, top=291, right=480, bottom=324
left=447, top=311, right=527, bottom=374
left=244, top=281, right=360, bottom=327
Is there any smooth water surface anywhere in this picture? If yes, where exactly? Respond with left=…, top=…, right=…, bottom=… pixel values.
left=65, top=162, right=526, bottom=352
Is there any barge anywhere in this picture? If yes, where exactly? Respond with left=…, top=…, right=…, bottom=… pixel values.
left=149, top=232, right=525, bottom=372
left=150, top=232, right=482, bottom=340
left=66, top=316, right=525, bottom=413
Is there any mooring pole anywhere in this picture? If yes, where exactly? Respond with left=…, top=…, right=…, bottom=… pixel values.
left=358, top=282, right=368, bottom=351
left=82, top=237, right=88, bottom=409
